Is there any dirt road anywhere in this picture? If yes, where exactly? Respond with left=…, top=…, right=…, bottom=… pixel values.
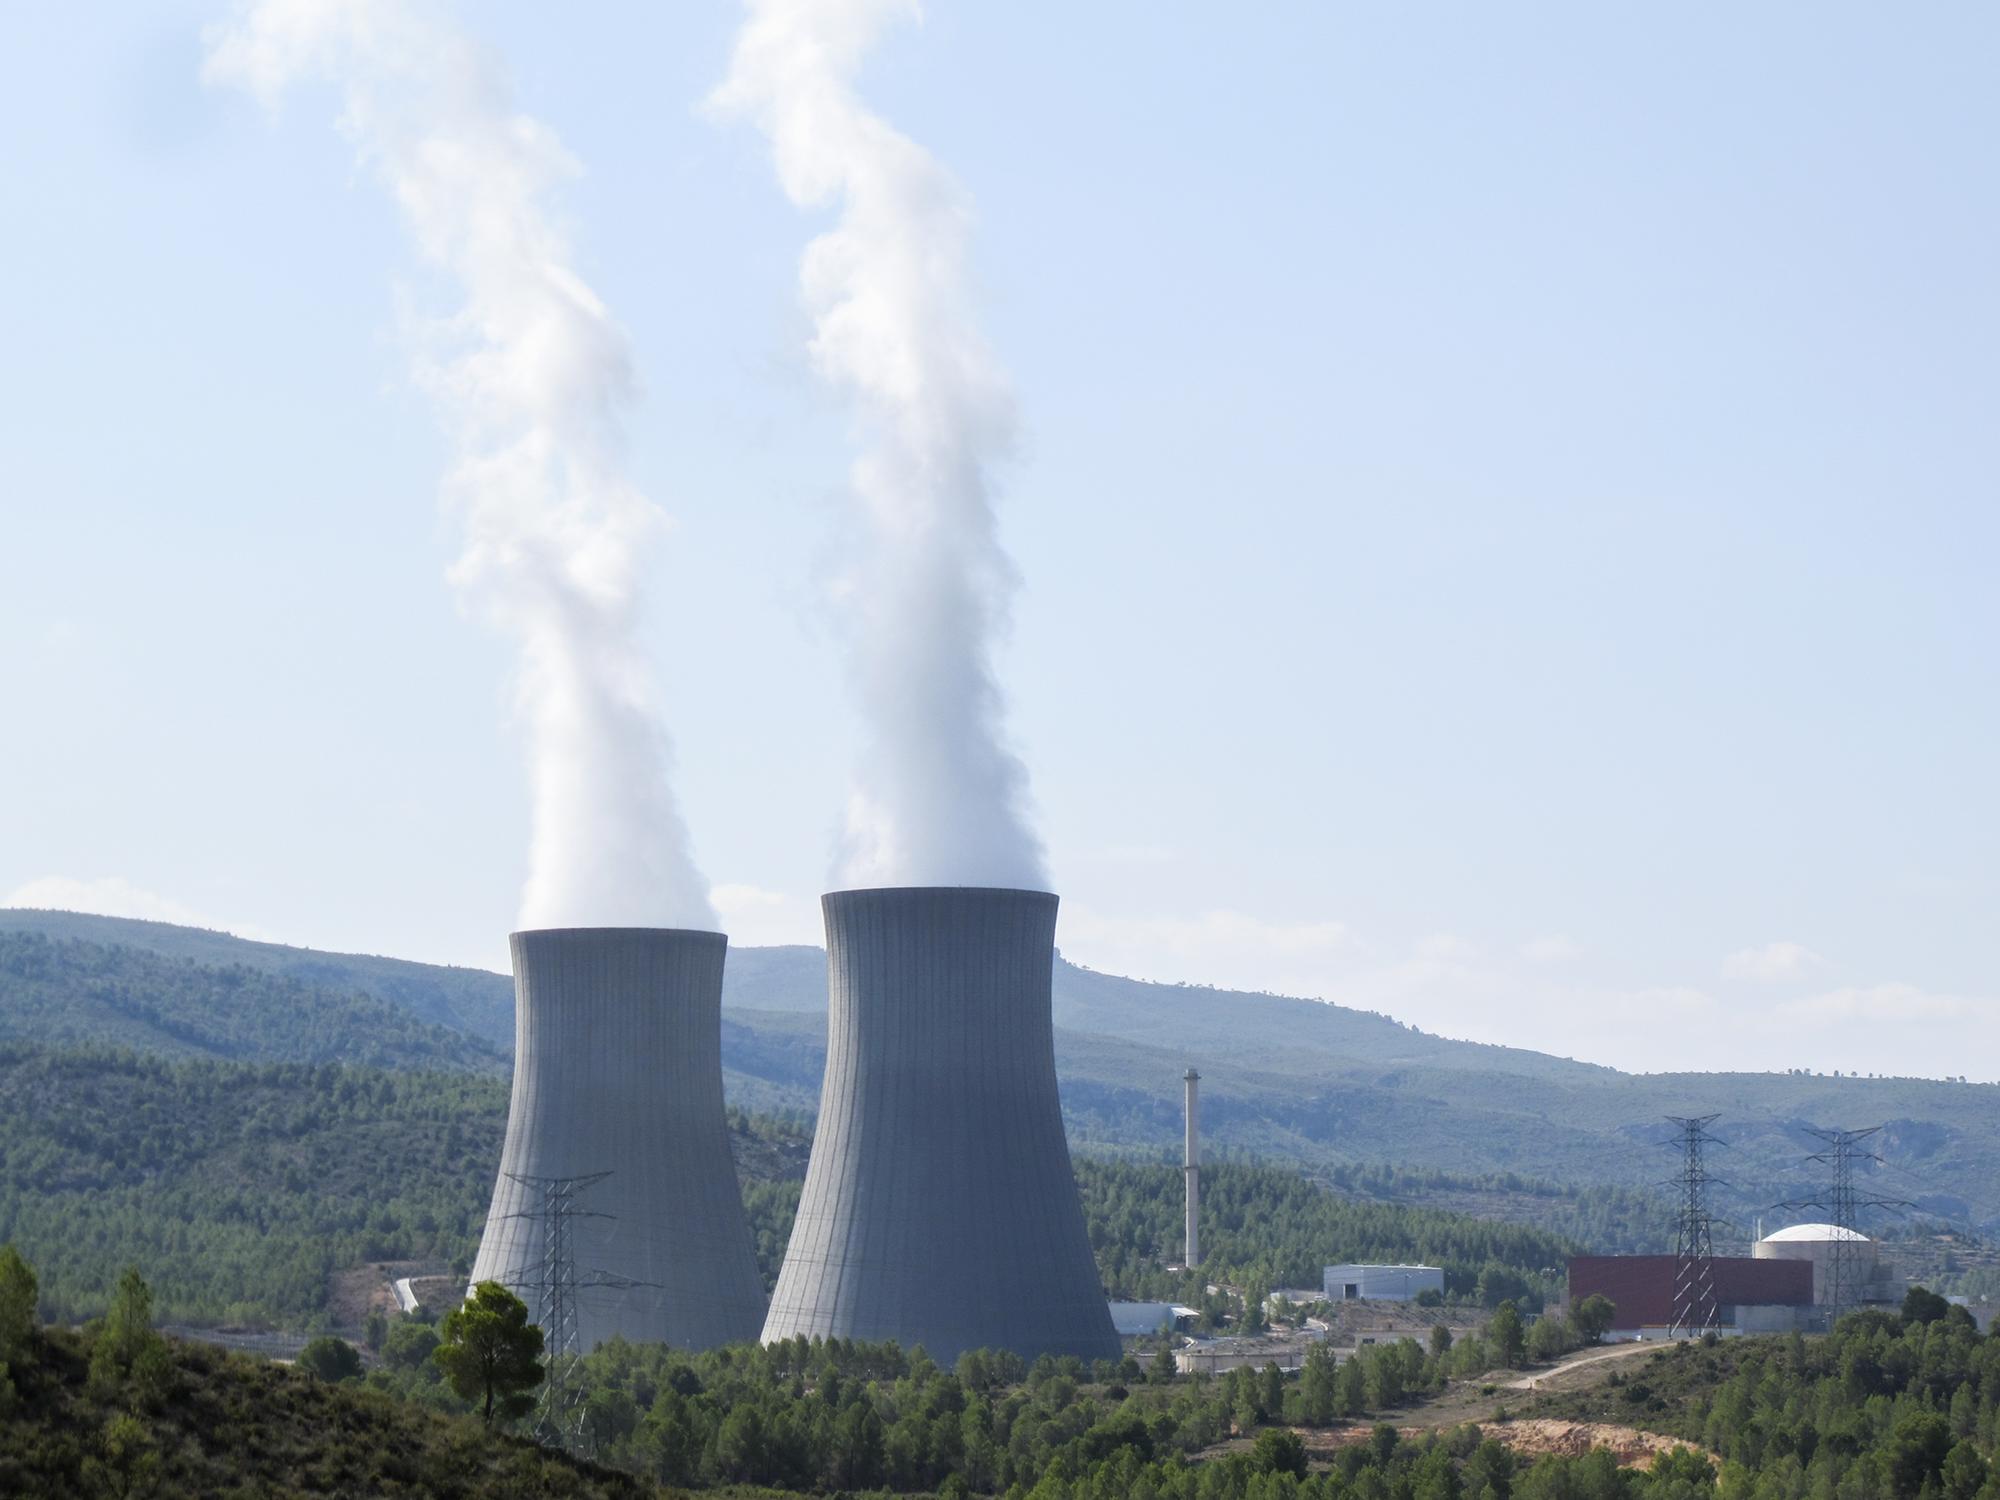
left=1508, top=1341, right=1659, bottom=1392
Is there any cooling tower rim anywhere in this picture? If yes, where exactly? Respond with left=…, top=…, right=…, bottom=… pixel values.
left=508, top=925, right=728, bottom=941
left=820, top=885, right=1057, bottom=900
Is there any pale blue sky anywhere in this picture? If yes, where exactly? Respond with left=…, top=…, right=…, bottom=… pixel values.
left=3, top=3, right=1993, bottom=1075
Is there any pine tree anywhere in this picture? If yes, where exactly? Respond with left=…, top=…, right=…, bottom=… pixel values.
left=1489, top=1302, right=1525, bottom=1370
left=1338, top=1353, right=1368, bottom=1417
left=1302, top=1342, right=1339, bottom=1425
left=433, top=1281, right=545, bottom=1423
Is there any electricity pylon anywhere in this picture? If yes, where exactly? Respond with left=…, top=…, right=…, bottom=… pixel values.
left=491, top=1171, right=653, bottom=1455
left=1774, top=1126, right=1913, bottom=1325
left=1664, top=1115, right=1726, bottom=1336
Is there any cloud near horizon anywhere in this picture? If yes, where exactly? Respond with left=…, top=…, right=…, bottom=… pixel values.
left=709, top=883, right=822, bottom=948
left=1059, top=906, right=1352, bottom=982
left=1521, top=935, right=1584, bottom=963
left=1058, top=905, right=1990, bottom=1080
left=0, top=874, right=271, bottom=940
left=1778, top=983, right=1971, bottom=1024
left=1723, top=940, right=1827, bottom=982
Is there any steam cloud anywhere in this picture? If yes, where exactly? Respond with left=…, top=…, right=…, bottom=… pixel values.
left=713, top=0, right=1049, bottom=893
left=207, top=1, right=715, bottom=931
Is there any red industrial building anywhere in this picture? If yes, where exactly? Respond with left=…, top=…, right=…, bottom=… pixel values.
left=1567, top=1256, right=1814, bottom=1338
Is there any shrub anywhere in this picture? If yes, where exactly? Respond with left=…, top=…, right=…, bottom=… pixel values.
left=1253, top=1427, right=1310, bottom=1479
left=298, top=1336, right=364, bottom=1383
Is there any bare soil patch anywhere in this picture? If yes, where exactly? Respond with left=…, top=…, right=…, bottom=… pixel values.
left=1479, top=1419, right=1713, bottom=1471
left=1298, top=1418, right=1708, bottom=1473
left=326, top=1260, right=445, bottom=1330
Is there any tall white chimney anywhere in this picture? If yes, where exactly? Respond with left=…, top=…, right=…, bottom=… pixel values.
left=1184, top=1067, right=1201, bottom=1268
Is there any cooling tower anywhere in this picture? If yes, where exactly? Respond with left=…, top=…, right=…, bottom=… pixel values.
left=469, top=928, right=766, bottom=1351
left=761, top=887, right=1119, bottom=1364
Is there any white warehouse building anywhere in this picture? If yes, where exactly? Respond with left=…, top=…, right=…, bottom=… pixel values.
left=1324, top=1264, right=1445, bottom=1302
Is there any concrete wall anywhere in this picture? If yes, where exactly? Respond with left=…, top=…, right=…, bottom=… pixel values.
left=1175, top=1334, right=1328, bottom=1374
left=1109, top=1301, right=1178, bottom=1337
left=1323, top=1265, right=1446, bottom=1301
left=761, top=887, right=1120, bottom=1365
left=1753, top=1233, right=1885, bottom=1307
left=1569, top=1255, right=1812, bottom=1327
left=470, top=928, right=767, bottom=1352
left=1734, top=1302, right=1813, bottom=1334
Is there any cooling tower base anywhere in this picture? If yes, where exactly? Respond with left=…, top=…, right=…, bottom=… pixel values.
left=470, top=927, right=766, bottom=1352
left=762, top=887, right=1119, bottom=1365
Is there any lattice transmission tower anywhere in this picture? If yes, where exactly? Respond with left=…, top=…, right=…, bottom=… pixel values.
left=492, top=1170, right=654, bottom=1455
left=1664, top=1114, right=1726, bottom=1336
left=1775, top=1126, right=1912, bottom=1325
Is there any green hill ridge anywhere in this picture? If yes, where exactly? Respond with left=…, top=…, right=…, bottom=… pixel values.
left=1, top=907, right=1992, bottom=1227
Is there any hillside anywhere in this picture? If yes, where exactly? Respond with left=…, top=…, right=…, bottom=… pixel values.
left=0, top=1319, right=653, bottom=1498
left=4, top=907, right=1996, bottom=1226
left=0, top=929, right=504, bottom=1074
left=0, top=1044, right=801, bottom=1325
left=0, top=1043, right=509, bottom=1324
left=0, top=909, right=516, bottom=1051
left=708, top=948, right=2000, bottom=1230
left=1516, top=1301, right=2000, bottom=1496
left=0, top=1044, right=1601, bottom=1327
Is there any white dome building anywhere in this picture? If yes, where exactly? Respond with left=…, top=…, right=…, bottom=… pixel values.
left=1754, top=1223, right=1885, bottom=1307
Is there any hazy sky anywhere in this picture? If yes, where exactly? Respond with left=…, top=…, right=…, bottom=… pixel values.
left=4, top=3, right=1993, bottom=1079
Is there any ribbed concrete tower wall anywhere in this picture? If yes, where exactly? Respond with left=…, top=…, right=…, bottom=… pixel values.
left=762, top=887, right=1119, bottom=1365
left=470, top=928, right=766, bottom=1351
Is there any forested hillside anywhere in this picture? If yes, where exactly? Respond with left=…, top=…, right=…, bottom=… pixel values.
left=0, top=1245, right=1629, bottom=1500
left=0, top=931, right=504, bottom=1073
left=4, top=908, right=1995, bottom=1227
left=0, top=1045, right=817, bottom=1326
left=1082, top=1161, right=1574, bottom=1305
left=1532, top=1298, right=2000, bottom=1498
left=289, top=1276, right=2000, bottom=1499
left=15, top=1231, right=1996, bottom=1499
left=0, top=1279, right=651, bottom=1498
left=1313, top=1164, right=1676, bottom=1255
left=0, top=910, right=516, bottom=1050
left=0, top=1045, right=1592, bottom=1329
left=0, top=1044, right=509, bottom=1324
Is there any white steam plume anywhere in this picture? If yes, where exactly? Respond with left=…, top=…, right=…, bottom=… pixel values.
left=712, top=0, right=1048, bottom=893
left=207, top=1, right=716, bottom=931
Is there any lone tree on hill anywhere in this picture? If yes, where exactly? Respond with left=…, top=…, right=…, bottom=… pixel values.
left=433, top=1281, right=544, bottom=1423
